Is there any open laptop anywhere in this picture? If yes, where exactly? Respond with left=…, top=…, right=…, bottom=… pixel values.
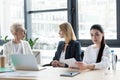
left=10, top=54, right=46, bottom=71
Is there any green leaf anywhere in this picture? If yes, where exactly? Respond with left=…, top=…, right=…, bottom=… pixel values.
left=4, top=35, right=8, bottom=42
left=24, top=37, right=39, bottom=49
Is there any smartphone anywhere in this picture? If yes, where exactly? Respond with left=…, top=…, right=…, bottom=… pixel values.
left=60, top=71, right=80, bottom=77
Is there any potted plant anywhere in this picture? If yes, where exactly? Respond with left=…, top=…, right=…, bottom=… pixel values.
left=4, top=35, right=9, bottom=43
left=0, top=35, right=9, bottom=45
left=25, top=38, right=39, bottom=49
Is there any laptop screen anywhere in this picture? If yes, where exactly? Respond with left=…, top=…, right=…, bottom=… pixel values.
left=10, top=54, right=40, bottom=71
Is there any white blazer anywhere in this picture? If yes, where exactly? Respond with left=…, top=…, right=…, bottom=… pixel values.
left=3, top=40, right=33, bottom=65
left=83, top=44, right=111, bottom=69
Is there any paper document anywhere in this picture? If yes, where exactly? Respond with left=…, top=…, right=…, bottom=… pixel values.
left=0, top=71, right=42, bottom=77
left=63, top=58, right=78, bottom=68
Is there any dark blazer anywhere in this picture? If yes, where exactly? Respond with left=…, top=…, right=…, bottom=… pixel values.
left=52, top=40, right=82, bottom=67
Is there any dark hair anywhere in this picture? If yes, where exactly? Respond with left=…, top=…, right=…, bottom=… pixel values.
left=90, top=24, right=105, bottom=63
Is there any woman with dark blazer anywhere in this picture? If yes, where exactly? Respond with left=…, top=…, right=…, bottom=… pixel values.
left=51, top=22, right=82, bottom=67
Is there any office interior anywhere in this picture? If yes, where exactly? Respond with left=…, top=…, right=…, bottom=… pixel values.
left=0, top=0, right=120, bottom=69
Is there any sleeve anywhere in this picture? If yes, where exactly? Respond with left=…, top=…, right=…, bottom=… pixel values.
left=52, top=42, right=62, bottom=60
left=74, top=41, right=82, bottom=61
left=25, top=41, right=33, bottom=55
left=94, top=46, right=111, bottom=69
left=83, top=47, right=90, bottom=63
left=3, top=43, right=10, bottom=65
left=3, top=44, right=7, bottom=55
left=50, top=42, right=62, bottom=65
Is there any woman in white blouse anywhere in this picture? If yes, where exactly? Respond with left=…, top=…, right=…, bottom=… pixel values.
left=3, top=23, right=33, bottom=66
left=76, top=24, right=111, bottom=70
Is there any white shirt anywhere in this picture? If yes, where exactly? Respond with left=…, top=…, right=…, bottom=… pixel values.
left=13, top=42, right=23, bottom=54
left=83, top=44, right=111, bottom=69
left=59, top=50, right=66, bottom=63
left=3, top=40, right=33, bottom=66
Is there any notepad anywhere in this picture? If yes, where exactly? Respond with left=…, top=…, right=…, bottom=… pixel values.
left=60, top=71, right=80, bottom=77
left=0, top=68, right=14, bottom=73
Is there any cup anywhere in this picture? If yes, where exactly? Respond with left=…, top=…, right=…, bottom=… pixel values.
left=0, top=55, right=6, bottom=68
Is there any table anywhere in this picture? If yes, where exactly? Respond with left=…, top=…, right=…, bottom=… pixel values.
left=0, top=67, right=120, bottom=80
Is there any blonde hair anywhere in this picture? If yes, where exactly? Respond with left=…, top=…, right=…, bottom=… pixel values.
left=59, top=22, right=76, bottom=43
left=10, top=23, right=23, bottom=34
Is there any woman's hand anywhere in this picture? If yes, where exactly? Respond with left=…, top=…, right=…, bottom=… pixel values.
left=75, top=62, right=95, bottom=70
left=75, top=62, right=88, bottom=70
left=51, top=60, right=60, bottom=67
left=51, top=60, right=65, bottom=67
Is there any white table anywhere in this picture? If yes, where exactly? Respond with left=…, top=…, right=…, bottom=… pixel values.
left=0, top=67, right=120, bottom=80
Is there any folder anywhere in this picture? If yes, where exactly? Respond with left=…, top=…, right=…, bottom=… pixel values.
left=0, top=68, right=14, bottom=73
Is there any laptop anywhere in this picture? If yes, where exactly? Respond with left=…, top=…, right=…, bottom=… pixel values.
left=10, top=54, right=46, bottom=71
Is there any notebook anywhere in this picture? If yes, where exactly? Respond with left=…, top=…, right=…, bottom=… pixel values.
left=60, top=71, right=80, bottom=77
left=10, top=54, right=46, bottom=71
left=0, top=67, right=14, bottom=73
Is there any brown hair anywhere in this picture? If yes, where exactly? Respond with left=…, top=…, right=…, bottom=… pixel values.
left=90, top=24, right=105, bottom=63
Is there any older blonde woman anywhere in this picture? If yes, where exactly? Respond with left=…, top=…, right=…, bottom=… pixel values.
left=3, top=23, right=33, bottom=66
left=51, top=22, right=82, bottom=67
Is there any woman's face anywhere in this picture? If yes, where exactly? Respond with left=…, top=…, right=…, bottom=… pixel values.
left=58, top=29, right=64, bottom=38
left=15, top=27, right=26, bottom=40
left=90, top=29, right=103, bottom=44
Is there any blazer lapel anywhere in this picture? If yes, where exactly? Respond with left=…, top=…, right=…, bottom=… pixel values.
left=58, top=42, right=65, bottom=60
left=21, top=40, right=25, bottom=54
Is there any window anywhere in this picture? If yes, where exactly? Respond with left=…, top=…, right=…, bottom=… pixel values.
left=31, top=11, right=67, bottom=50
left=0, top=0, right=24, bottom=40
left=31, top=0, right=67, bottom=10
left=29, top=0, right=67, bottom=50
left=25, top=0, right=68, bottom=64
left=78, top=0, right=116, bottom=39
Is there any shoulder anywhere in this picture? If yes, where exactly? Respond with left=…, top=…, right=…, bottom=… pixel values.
left=104, top=44, right=110, bottom=51
left=70, top=40, right=80, bottom=45
left=3, top=41, right=11, bottom=46
left=85, top=45, right=94, bottom=51
left=86, top=45, right=94, bottom=49
left=74, top=40, right=80, bottom=44
left=58, top=41, right=64, bottom=45
left=68, top=40, right=81, bottom=48
left=105, top=44, right=110, bottom=48
left=101, top=44, right=111, bottom=55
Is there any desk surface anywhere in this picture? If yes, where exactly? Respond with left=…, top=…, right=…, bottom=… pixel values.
left=0, top=67, right=120, bottom=80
